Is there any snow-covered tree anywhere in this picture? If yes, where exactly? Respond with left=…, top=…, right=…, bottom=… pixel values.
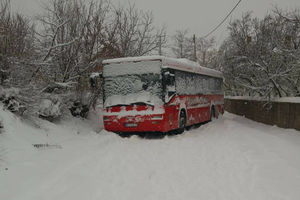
left=34, top=0, right=109, bottom=86
left=196, top=37, right=216, bottom=67
left=171, top=29, right=190, bottom=58
left=220, top=10, right=300, bottom=98
left=0, top=0, right=35, bottom=86
left=106, top=3, right=166, bottom=57
left=32, top=0, right=167, bottom=117
left=0, top=0, right=39, bottom=115
left=171, top=29, right=217, bottom=68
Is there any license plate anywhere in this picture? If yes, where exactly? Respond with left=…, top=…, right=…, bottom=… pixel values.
left=124, top=123, right=138, bottom=128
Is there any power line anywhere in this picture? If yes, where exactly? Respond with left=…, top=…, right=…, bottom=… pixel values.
left=202, top=0, right=242, bottom=39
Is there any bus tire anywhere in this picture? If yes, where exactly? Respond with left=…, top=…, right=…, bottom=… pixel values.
left=210, top=106, right=215, bottom=121
left=178, top=110, right=186, bottom=134
left=118, top=132, right=130, bottom=138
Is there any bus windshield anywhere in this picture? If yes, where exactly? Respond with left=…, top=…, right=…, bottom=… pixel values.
left=104, top=73, right=163, bottom=108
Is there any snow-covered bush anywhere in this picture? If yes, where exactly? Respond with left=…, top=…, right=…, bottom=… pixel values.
left=2, top=96, right=24, bottom=113
left=69, top=101, right=89, bottom=118
left=0, top=87, right=26, bottom=115
left=38, top=99, right=62, bottom=121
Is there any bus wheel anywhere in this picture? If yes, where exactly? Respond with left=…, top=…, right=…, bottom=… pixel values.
left=178, top=110, right=186, bottom=134
left=210, top=106, right=215, bottom=121
left=118, top=132, right=130, bottom=138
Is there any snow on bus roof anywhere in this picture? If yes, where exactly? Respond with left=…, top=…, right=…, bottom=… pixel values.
left=103, top=56, right=223, bottom=78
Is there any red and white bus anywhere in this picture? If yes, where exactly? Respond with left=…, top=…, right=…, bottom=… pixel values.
left=102, top=56, right=224, bottom=134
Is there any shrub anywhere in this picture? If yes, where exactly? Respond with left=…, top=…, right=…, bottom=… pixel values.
left=69, top=101, right=89, bottom=118
left=38, top=99, right=62, bottom=121
left=0, top=87, right=26, bottom=115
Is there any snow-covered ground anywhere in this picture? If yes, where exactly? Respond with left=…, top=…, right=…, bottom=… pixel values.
left=1, top=105, right=300, bottom=200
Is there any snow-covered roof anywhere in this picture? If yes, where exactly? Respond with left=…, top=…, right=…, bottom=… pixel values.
left=103, top=56, right=223, bottom=78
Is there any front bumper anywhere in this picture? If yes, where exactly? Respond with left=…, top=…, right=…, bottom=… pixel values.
left=103, top=114, right=166, bottom=133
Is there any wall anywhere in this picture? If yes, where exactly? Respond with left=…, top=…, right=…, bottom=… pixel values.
left=225, top=99, right=300, bottom=131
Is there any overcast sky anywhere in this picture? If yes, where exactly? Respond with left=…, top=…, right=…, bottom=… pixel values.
left=11, top=0, right=300, bottom=45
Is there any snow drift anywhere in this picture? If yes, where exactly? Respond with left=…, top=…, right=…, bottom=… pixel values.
left=1, top=105, right=300, bottom=200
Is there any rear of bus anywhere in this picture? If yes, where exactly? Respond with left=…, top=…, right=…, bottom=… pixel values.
left=102, top=58, right=168, bottom=133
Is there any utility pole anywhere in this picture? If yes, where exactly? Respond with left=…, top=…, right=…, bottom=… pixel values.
left=193, top=34, right=197, bottom=62
left=180, top=43, right=183, bottom=58
left=158, top=35, right=162, bottom=56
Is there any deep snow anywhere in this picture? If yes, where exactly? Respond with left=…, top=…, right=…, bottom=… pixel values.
left=1, top=105, right=300, bottom=200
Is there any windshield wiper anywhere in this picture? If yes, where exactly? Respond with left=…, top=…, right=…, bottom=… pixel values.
left=105, top=104, right=129, bottom=108
left=106, top=102, right=154, bottom=108
left=130, top=102, right=154, bottom=107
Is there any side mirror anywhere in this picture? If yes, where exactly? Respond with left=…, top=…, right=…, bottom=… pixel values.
left=99, top=72, right=103, bottom=78
left=163, top=71, right=170, bottom=78
left=90, top=72, right=103, bottom=88
left=163, top=71, right=171, bottom=85
left=90, top=77, right=96, bottom=88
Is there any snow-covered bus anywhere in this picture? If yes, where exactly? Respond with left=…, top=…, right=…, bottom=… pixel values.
left=102, top=56, right=224, bottom=134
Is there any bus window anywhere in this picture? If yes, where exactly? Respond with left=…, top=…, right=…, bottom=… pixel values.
left=163, top=71, right=175, bottom=102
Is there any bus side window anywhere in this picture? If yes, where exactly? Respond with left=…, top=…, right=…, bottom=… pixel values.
left=163, top=71, right=175, bottom=102
left=168, top=74, right=175, bottom=92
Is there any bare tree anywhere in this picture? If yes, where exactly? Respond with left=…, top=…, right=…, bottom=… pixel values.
left=107, top=3, right=167, bottom=57
left=0, top=0, right=35, bottom=86
left=171, top=29, right=216, bottom=67
left=36, top=1, right=165, bottom=84
left=196, top=37, right=216, bottom=67
left=0, top=0, right=39, bottom=116
left=172, top=29, right=189, bottom=58
left=35, top=0, right=111, bottom=85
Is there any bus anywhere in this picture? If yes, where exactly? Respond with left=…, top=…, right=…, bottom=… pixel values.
left=102, top=56, right=224, bottom=134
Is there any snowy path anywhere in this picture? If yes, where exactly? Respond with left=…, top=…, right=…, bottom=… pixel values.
left=1, top=110, right=300, bottom=200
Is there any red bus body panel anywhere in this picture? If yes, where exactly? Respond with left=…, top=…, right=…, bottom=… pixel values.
left=103, top=94, right=224, bottom=133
